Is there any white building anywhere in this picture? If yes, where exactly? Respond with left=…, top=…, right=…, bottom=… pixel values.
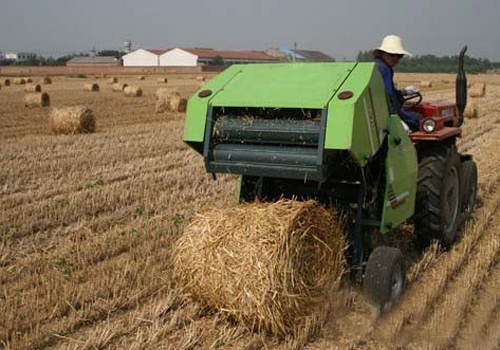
left=5, top=52, right=37, bottom=61
left=121, top=49, right=166, bottom=67
left=159, top=48, right=197, bottom=67
left=122, top=48, right=278, bottom=67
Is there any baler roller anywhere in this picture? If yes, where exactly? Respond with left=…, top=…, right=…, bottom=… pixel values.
left=214, top=118, right=320, bottom=146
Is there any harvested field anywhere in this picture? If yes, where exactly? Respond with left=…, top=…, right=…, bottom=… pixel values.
left=1, top=72, right=500, bottom=349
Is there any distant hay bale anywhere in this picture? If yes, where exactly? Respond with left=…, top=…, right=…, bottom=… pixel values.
left=196, top=75, right=206, bottom=82
left=50, top=106, right=95, bottom=135
left=469, top=83, right=486, bottom=98
left=41, top=76, right=52, bottom=84
left=26, top=78, right=33, bottom=84
left=138, top=75, right=145, bottom=80
left=3, top=79, right=10, bottom=86
left=464, top=103, right=479, bottom=119
left=24, top=84, right=42, bottom=93
left=124, top=86, right=142, bottom=97
left=108, top=77, right=118, bottom=84
left=420, top=81, right=432, bottom=88
left=112, top=83, right=128, bottom=92
left=13, top=78, right=26, bottom=85
left=157, top=77, right=168, bottom=84
left=24, top=93, right=50, bottom=108
left=83, top=83, right=99, bottom=92
left=173, top=200, right=346, bottom=336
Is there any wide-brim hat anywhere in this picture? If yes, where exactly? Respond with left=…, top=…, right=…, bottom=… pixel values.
left=373, top=35, right=413, bottom=57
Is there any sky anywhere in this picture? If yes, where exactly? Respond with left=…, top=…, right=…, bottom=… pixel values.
left=1, top=0, right=499, bottom=61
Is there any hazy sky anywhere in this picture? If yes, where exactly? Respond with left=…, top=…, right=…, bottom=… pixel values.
left=1, top=0, right=499, bottom=60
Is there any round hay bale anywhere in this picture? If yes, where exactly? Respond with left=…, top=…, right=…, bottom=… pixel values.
left=24, top=93, right=50, bottom=108
left=124, top=86, right=142, bottom=97
left=420, top=81, right=432, bottom=88
left=3, top=79, right=10, bottom=86
left=50, top=106, right=95, bottom=135
left=41, top=76, right=52, bottom=84
left=169, top=95, right=187, bottom=112
left=112, top=83, right=128, bottom=92
left=155, top=88, right=178, bottom=100
left=155, top=89, right=181, bottom=113
left=464, top=103, right=479, bottom=119
left=469, top=83, right=486, bottom=98
left=24, top=84, right=42, bottom=93
left=83, top=83, right=99, bottom=92
left=26, top=78, right=33, bottom=84
left=173, top=200, right=346, bottom=336
left=107, top=77, right=118, bottom=84
left=157, top=77, right=168, bottom=84
left=196, top=75, right=206, bottom=82
left=138, top=75, right=145, bottom=80
left=13, top=78, right=26, bottom=85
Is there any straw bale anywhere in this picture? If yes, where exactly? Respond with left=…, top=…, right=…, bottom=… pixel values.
left=138, top=75, right=145, bottom=80
left=155, top=88, right=178, bottom=100
left=108, top=77, right=118, bottom=84
left=26, top=78, right=33, bottom=84
left=155, top=89, right=181, bottom=113
left=112, top=83, right=128, bottom=92
left=196, top=75, right=206, bottom=82
left=50, top=106, right=95, bottom=134
left=169, top=95, right=187, bottom=112
left=83, top=83, right=99, bottom=92
left=24, top=84, right=42, bottom=93
left=24, top=93, right=50, bottom=108
left=41, top=76, right=52, bottom=84
left=3, top=79, right=10, bottom=86
left=157, top=77, right=168, bottom=84
left=13, top=78, right=26, bottom=85
left=464, top=103, right=479, bottom=119
left=420, top=81, right=432, bottom=88
left=469, top=83, right=486, bottom=98
left=124, top=86, right=142, bottom=97
left=173, top=200, right=346, bottom=336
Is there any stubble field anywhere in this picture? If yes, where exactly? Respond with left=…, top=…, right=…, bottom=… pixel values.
left=1, top=71, right=500, bottom=349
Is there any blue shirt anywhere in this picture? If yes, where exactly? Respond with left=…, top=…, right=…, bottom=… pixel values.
left=375, top=57, right=420, bottom=131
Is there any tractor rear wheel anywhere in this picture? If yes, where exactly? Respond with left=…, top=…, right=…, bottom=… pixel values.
left=363, top=246, right=406, bottom=313
left=460, top=160, right=478, bottom=218
left=415, top=145, right=461, bottom=248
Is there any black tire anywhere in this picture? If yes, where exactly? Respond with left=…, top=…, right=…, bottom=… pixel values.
left=363, top=246, right=406, bottom=313
left=460, top=160, right=478, bottom=217
left=414, top=145, right=461, bottom=248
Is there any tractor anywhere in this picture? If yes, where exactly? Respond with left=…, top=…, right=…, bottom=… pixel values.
left=183, top=47, right=477, bottom=312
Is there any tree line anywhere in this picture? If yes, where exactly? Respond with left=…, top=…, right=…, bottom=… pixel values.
left=357, top=50, right=500, bottom=74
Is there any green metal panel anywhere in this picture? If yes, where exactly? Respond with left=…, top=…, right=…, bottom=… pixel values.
left=380, top=115, right=418, bottom=234
left=209, top=63, right=357, bottom=109
left=183, top=66, right=242, bottom=142
left=325, top=63, right=388, bottom=166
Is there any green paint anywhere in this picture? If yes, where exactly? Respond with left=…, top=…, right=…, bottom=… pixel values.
left=380, top=115, right=418, bottom=233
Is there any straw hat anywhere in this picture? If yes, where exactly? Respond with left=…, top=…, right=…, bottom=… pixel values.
left=373, top=35, right=412, bottom=57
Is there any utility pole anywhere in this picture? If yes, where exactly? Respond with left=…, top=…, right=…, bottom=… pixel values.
left=293, top=42, right=297, bottom=63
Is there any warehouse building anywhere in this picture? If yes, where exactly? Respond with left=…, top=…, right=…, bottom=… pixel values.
left=122, top=48, right=278, bottom=67
left=66, top=56, right=120, bottom=67
left=265, top=48, right=335, bottom=62
left=5, top=52, right=37, bottom=62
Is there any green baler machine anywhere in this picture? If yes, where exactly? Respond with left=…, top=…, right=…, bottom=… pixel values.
left=183, top=59, right=476, bottom=311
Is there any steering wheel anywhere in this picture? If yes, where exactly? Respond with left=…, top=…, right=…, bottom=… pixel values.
left=403, top=91, right=423, bottom=107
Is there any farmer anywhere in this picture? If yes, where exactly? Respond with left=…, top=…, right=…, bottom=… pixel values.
left=373, top=35, right=420, bottom=132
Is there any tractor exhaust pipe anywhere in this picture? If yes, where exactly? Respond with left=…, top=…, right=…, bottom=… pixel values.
left=456, top=46, right=468, bottom=125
